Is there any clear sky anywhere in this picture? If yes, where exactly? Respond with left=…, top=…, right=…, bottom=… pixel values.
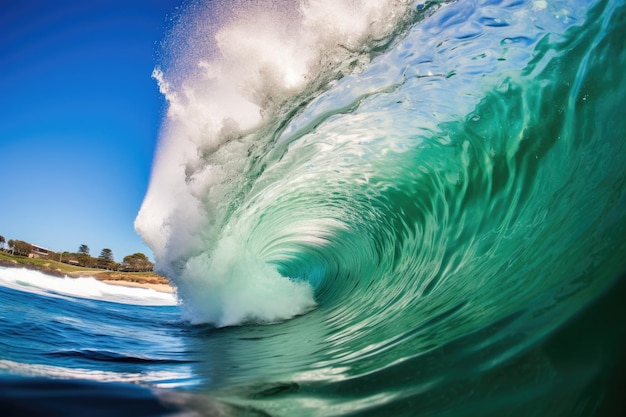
left=0, top=0, right=181, bottom=262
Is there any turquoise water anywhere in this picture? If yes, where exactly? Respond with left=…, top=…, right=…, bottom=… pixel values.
left=2, top=0, right=626, bottom=415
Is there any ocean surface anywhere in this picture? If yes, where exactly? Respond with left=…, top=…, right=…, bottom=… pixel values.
left=2, top=0, right=626, bottom=415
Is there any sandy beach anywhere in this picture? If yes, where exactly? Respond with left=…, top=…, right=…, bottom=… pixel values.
left=64, top=270, right=176, bottom=293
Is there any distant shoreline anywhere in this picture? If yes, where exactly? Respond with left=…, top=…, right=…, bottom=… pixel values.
left=0, top=257, right=175, bottom=294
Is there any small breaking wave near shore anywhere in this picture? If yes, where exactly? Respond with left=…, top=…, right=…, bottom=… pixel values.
left=0, top=266, right=176, bottom=306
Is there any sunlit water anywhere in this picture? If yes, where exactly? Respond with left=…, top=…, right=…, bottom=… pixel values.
left=2, top=0, right=626, bottom=415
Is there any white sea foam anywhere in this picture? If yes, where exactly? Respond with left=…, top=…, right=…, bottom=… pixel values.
left=135, top=0, right=416, bottom=325
left=178, top=235, right=317, bottom=326
left=0, top=267, right=176, bottom=306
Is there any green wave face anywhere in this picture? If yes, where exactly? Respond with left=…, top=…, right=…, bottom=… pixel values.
left=138, top=0, right=626, bottom=415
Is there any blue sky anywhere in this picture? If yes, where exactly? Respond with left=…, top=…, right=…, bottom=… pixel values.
left=0, top=0, right=181, bottom=262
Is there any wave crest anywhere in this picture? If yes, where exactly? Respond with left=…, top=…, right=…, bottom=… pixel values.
left=136, top=0, right=418, bottom=325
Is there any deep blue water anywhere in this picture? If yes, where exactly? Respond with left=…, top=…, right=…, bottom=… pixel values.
left=3, top=0, right=626, bottom=415
left=1, top=266, right=626, bottom=416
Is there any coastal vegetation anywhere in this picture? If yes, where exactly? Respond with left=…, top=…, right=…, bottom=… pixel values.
left=0, top=235, right=169, bottom=286
left=0, top=250, right=169, bottom=286
left=0, top=235, right=154, bottom=272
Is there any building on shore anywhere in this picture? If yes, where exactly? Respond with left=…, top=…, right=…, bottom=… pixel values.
left=29, top=244, right=52, bottom=259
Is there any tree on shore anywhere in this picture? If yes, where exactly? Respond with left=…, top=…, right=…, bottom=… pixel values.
left=98, top=248, right=114, bottom=270
left=8, top=239, right=14, bottom=254
left=0, top=235, right=5, bottom=250
left=77, top=244, right=91, bottom=267
left=122, top=253, right=154, bottom=272
left=78, top=244, right=90, bottom=255
left=13, top=240, right=33, bottom=257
